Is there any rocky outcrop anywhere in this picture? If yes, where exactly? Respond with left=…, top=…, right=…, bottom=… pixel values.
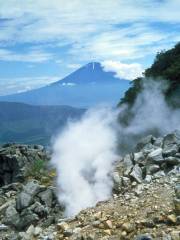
left=0, top=180, right=63, bottom=233
left=112, top=130, right=180, bottom=194
left=0, top=131, right=179, bottom=239
left=0, top=144, right=49, bottom=186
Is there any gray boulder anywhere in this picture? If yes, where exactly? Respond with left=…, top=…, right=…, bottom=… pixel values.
left=154, top=137, right=163, bottom=147
left=130, top=164, right=143, bottom=183
left=163, top=131, right=180, bottom=147
left=123, top=154, right=133, bottom=176
left=16, top=192, right=33, bottom=210
left=30, top=202, right=48, bottom=217
left=4, top=205, right=20, bottom=229
left=112, top=172, right=122, bottom=193
left=38, top=189, right=53, bottom=207
left=17, top=208, right=39, bottom=230
left=16, top=180, right=41, bottom=211
left=147, top=148, right=164, bottom=163
left=135, top=135, right=155, bottom=152
left=163, top=144, right=179, bottom=157
left=146, top=164, right=160, bottom=175
left=134, top=152, right=145, bottom=165
left=165, top=156, right=180, bottom=165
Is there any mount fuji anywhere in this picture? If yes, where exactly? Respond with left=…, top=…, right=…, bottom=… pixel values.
left=0, top=62, right=130, bottom=107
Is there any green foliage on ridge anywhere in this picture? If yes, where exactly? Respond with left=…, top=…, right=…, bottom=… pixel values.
left=119, top=42, right=180, bottom=108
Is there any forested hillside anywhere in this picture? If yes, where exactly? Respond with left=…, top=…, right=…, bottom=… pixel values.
left=120, top=42, right=180, bottom=108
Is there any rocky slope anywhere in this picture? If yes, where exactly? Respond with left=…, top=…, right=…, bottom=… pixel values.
left=0, top=131, right=179, bottom=239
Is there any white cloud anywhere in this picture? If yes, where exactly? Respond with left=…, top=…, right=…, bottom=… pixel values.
left=0, top=1, right=179, bottom=66
left=69, top=22, right=177, bottom=63
left=0, top=76, right=61, bottom=95
left=0, top=1, right=179, bottom=43
left=0, top=48, right=53, bottom=62
left=67, top=64, right=82, bottom=70
left=62, top=82, right=76, bottom=86
left=102, top=61, right=143, bottom=80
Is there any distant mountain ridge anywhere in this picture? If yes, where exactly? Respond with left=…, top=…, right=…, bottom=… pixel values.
left=0, top=62, right=130, bottom=107
left=0, top=102, right=85, bottom=145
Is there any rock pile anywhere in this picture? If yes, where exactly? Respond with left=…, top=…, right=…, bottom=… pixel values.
left=0, top=180, right=63, bottom=239
left=0, top=131, right=179, bottom=239
left=112, top=131, right=180, bottom=194
left=0, top=144, right=49, bottom=186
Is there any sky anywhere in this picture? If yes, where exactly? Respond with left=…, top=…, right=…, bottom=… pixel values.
left=0, top=0, right=180, bottom=96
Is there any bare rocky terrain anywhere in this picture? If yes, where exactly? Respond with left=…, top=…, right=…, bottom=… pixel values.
left=0, top=131, right=179, bottom=240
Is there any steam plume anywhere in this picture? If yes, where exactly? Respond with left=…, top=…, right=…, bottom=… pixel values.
left=51, top=107, right=118, bottom=217
left=117, top=79, right=180, bottom=153
left=51, top=78, right=180, bottom=217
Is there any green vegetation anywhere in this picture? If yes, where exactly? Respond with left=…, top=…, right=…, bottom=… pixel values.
left=119, top=42, right=180, bottom=108
left=26, top=158, right=57, bottom=186
left=27, top=159, right=45, bottom=179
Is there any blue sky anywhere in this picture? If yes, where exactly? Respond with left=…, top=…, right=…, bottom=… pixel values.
left=0, top=0, right=180, bottom=95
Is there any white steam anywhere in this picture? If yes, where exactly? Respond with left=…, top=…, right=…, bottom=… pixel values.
left=51, top=108, right=118, bottom=217
left=123, top=79, right=180, bottom=135
left=51, top=78, right=180, bottom=217
left=116, top=79, right=180, bottom=153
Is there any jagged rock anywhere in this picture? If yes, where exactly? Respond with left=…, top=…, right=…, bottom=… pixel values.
left=130, top=164, right=143, bottom=183
left=104, top=220, right=113, bottom=229
left=142, top=143, right=157, bottom=154
left=16, top=192, right=33, bottom=210
left=16, top=180, right=41, bottom=210
left=163, top=132, right=180, bottom=147
left=123, top=154, right=133, bottom=176
left=163, top=144, right=179, bottom=157
left=112, top=172, right=122, bottom=193
left=0, top=144, right=49, bottom=186
left=30, top=201, right=48, bottom=217
left=122, top=176, right=131, bottom=187
left=153, top=170, right=165, bottom=178
left=144, top=175, right=152, bottom=183
left=167, top=166, right=180, bottom=175
left=134, top=152, right=145, bottom=165
left=146, top=164, right=160, bottom=175
left=165, top=156, right=180, bottom=165
left=1, top=131, right=180, bottom=239
left=23, top=180, right=41, bottom=195
left=4, top=205, right=20, bottom=228
left=154, top=137, right=163, bottom=147
left=147, top=148, right=164, bottom=163
left=135, top=135, right=155, bottom=152
left=38, top=188, right=53, bottom=207
left=18, top=208, right=39, bottom=230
